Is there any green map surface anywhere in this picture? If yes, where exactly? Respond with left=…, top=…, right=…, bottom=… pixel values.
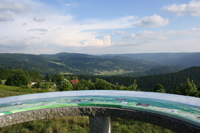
left=1, top=93, right=200, bottom=127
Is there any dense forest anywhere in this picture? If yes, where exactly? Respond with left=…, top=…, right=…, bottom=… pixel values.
left=107, top=52, right=200, bottom=67
left=67, top=66, right=200, bottom=92
left=0, top=53, right=190, bottom=76
left=1, top=67, right=200, bottom=96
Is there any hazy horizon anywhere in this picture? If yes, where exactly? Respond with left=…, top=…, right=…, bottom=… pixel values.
left=0, top=0, right=200, bottom=54
left=1, top=51, right=200, bottom=56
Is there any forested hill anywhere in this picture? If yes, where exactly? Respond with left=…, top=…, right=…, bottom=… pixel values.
left=76, top=67, right=200, bottom=92
left=40, top=52, right=98, bottom=59
left=0, top=53, right=160, bottom=76
left=122, top=66, right=184, bottom=76
left=0, top=54, right=69, bottom=75
left=1, top=52, right=200, bottom=76
left=105, top=52, right=200, bottom=67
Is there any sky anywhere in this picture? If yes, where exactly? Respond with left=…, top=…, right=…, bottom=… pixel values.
left=0, top=0, right=200, bottom=55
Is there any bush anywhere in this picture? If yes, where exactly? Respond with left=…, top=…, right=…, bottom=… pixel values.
left=5, top=69, right=29, bottom=86
left=32, top=82, right=42, bottom=89
left=53, top=74, right=64, bottom=86
left=57, top=79, right=73, bottom=91
left=154, top=84, right=166, bottom=93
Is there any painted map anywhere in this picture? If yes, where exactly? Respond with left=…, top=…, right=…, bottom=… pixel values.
left=1, top=93, right=200, bottom=127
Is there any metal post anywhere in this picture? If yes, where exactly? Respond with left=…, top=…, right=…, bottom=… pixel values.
left=89, top=116, right=111, bottom=133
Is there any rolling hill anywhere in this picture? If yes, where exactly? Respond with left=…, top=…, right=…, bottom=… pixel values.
left=105, top=52, right=200, bottom=67
left=0, top=53, right=159, bottom=75
left=1, top=52, right=199, bottom=76
left=76, top=66, right=200, bottom=93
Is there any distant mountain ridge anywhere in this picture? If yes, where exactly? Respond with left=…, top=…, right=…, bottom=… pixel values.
left=0, top=54, right=68, bottom=75
left=105, top=52, right=200, bottom=67
left=0, top=52, right=199, bottom=76
left=0, top=53, right=159, bottom=75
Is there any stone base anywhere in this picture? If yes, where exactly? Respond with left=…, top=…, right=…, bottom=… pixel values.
left=1, top=107, right=200, bottom=133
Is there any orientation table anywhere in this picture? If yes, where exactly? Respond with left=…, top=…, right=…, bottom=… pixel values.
left=1, top=90, right=200, bottom=133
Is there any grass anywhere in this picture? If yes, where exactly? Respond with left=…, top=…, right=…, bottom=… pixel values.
left=111, top=118, right=175, bottom=133
left=95, top=69, right=134, bottom=76
left=0, top=116, right=90, bottom=133
left=0, top=84, right=175, bottom=133
left=0, top=84, right=49, bottom=97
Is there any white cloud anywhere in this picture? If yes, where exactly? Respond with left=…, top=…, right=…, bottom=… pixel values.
left=137, top=14, right=169, bottom=28
left=114, top=41, right=136, bottom=47
left=79, top=16, right=136, bottom=30
left=33, top=17, right=45, bottom=22
left=0, top=1, right=28, bottom=22
left=192, top=28, right=200, bottom=32
left=0, top=13, right=13, bottom=21
left=116, top=31, right=127, bottom=34
left=162, top=0, right=200, bottom=16
left=118, top=28, right=200, bottom=49
left=125, top=31, right=166, bottom=42
left=0, top=0, right=199, bottom=54
left=30, top=37, right=40, bottom=39
left=22, top=23, right=27, bottom=26
left=27, top=28, right=48, bottom=32
left=110, top=28, right=200, bottom=54
left=98, top=31, right=104, bottom=34
left=0, top=1, right=28, bottom=13
left=83, top=35, right=112, bottom=47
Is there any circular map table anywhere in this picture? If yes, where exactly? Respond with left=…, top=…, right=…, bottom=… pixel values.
left=1, top=90, right=200, bottom=133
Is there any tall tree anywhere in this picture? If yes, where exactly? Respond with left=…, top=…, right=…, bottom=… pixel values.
left=53, top=74, right=64, bottom=85
left=172, top=78, right=199, bottom=97
left=95, top=78, right=112, bottom=90
left=46, top=73, right=50, bottom=82
left=57, top=79, right=73, bottom=91
left=154, top=84, right=166, bottom=93
left=127, top=79, right=138, bottom=91
left=5, top=69, right=29, bottom=86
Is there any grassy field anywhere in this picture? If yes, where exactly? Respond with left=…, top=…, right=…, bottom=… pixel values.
left=0, top=85, right=175, bottom=133
left=95, top=69, right=134, bottom=76
left=0, top=84, right=49, bottom=98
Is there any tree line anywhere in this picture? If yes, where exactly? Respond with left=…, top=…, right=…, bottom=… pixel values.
left=1, top=67, right=200, bottom=98
left=70, top=66, right=200, bottom=92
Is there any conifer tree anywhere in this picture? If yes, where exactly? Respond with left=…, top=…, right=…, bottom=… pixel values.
left=46, top=73, right=50, bottom=82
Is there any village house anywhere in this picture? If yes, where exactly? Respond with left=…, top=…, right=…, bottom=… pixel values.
left=70, top=79, right=79, bottom=86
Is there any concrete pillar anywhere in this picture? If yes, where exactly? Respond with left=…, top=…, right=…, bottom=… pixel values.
left=102, top=117, right=111, bottom=133
left=89, top=116, right=111, bottom=133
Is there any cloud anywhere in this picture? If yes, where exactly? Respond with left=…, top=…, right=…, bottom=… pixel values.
left=30, top=37, right=40, bottom=39
left=119, top=28, right=200, bottom=48
left=124, top=31, right=166, bottom=43
left=192, top=28, right=200, bottom=32
left=0, top=1, right=28, bottom=13
left=162, top=0, right=200, bottom=16
left=22, top=23, right=27, bottom=26
left=137, top=14, right=169, bottom=28
left=0, top=13, right=13, bottom=22
left=83, top=35, right=112, bottom=47
left=98, top=31, right=104, bottom=34
left=116, top=31, right=127, bottom=34
left=27, top=28, right=48, bottom=32
left=0, top=1, right=28, bottom=22
left=114, top=41, right=136, bottom=47
left=80, top=16, right=136, bottom=30
left=33, top=17, right=45, bottom=22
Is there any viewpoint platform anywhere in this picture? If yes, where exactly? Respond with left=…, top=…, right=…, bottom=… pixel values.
left=0, top=90, right=200, bottom=133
